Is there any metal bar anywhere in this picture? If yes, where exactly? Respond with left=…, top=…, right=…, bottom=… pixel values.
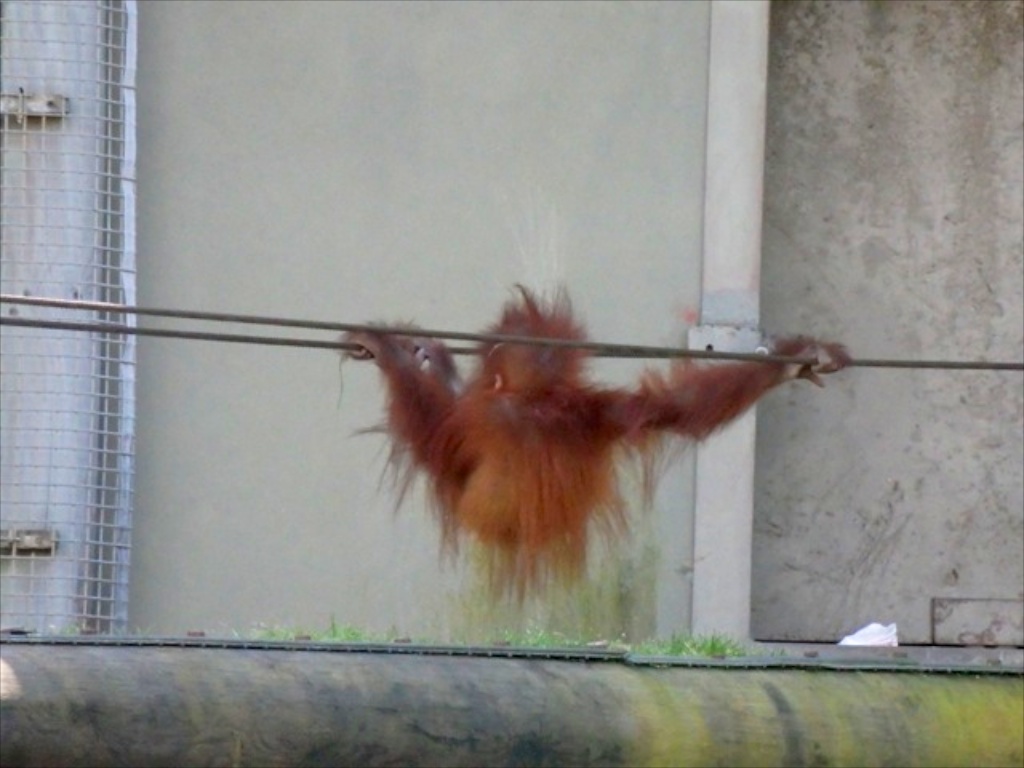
left=3, top=294, right=1021, bottom=370
left=0, top=314, right=809, bottom=363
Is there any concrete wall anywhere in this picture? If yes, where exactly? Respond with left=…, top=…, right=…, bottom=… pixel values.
left=754, top=1, right=1024, bottom=643
left=130, top=1, right=711, bottom=639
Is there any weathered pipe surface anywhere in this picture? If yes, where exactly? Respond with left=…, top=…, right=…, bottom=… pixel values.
left=1, top=642, right=1022, bottom=768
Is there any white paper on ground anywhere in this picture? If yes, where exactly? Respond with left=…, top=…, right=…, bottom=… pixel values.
left=838, top=622, right=899, bottom=646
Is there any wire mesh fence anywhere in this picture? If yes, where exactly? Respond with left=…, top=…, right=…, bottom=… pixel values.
left=1, top=0, right=136, bottom=633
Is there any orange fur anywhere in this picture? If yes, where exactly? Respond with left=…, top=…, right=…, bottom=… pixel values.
left=345, top=287, right=849, bottom=598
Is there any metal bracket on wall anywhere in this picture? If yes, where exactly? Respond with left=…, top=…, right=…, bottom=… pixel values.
left=0, top=529, right=58, bottom=556
left=687, top=324, right=766, bottom=356
left=0, top=92, right=70, bottom=124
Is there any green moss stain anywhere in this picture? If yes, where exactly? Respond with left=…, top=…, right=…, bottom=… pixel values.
left=627, top=671, right=719, bottom=767
left=913, top=675, right=1024, bottom=766
left=619, top=668, right=1023, bottom=767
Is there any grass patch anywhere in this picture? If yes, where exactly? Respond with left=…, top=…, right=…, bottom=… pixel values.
left=245, top=619, right=746, bottom=657
left=247, top=616, right=385, bottom=643
left=629, top=633, right=747, bottom=658
left=491, top=626, right=591, bottom=648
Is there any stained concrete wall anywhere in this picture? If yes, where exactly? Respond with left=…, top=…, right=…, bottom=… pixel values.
left=754, top=1, right=1024, bottom=643
left=129, top=1, right=711, bottom=639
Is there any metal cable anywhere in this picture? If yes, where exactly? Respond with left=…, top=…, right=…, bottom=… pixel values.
left=0, top=316, right=359, bottom=353
left=1, top=293, right=1022, bottom=371
left=0, top=294, right=802, bottom=363
left=0, top=315, right=786, bottom=362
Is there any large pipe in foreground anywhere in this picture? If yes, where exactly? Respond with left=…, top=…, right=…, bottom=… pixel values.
left=1, top=640, right=1021, bottom=768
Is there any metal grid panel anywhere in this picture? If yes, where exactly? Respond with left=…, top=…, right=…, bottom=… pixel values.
left=1, top=0, right=136, bottom=633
